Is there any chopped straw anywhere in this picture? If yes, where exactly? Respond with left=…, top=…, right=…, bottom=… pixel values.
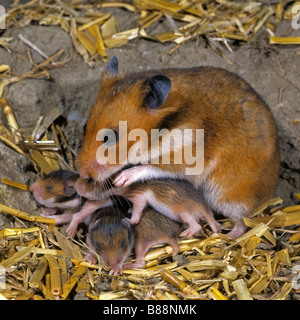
left=0, top=0, right=300, bottom=301
left=45, top=255, right=61, bottom=296
left=1, top=0, right=298, bottom=68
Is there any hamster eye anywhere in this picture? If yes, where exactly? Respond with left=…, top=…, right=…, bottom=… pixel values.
left=95, top=241, right=103, bottom=252
left=83, top=123, right=87, bottom=137
left=120, top=239, right=127, bottom=248
left=103, top=130, right=119, bottom=145
left=46, top=184, right=53, bottom=191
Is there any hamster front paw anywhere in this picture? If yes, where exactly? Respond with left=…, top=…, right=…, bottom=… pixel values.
left=113, top=165, right=148, bottom=187
left=84, top=253, right=98, bottom=265
left=41, top=207, right=57, bottom=216
left=109, top=264, right=123, bottom=276
left=66, top=221, right=78, bottom=238
left=124, top=260, right=145, bottom=270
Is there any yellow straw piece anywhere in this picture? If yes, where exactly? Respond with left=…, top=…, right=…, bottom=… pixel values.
left=77, top=13, right=110, bottom=32
left=0, top=243, right=35, bottom=269
left=161, top=269, right=200, bottom=297
left=282, top=205, right=300, bottom=213
left=29, top=256, right=48, bottom=289
left=294, top=193, right=300, bottom=201
left=88, top=25, right=107, bottom=58
left=232, top=279, right=253, bottom=300
left=45, top=255, right=61, bottom=296
left=1, top=178, right=30, bottom=191
left=211, top=287, right=228, bottom=300
left=270, top=36, right=300, bottom=45
left=0, top=203, right=56, bottom=224
left=53, top=228, right=83, bottom=261
left=0, top=97, right=19, bottom=133
left=0, top=65, right=10, bottom=73
left=61, top=266, right=86, bottom=300
left=288, top=226, right=300, bottom=243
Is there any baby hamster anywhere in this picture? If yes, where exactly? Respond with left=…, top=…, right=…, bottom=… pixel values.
left=30, top=170, right=82, bottom=224
left=76, top=55, right=280, bottom=239
left=30, top=169, right=112, bottom=237
left=85, top=205, right=134, bottom=275
left=86, top=205, right=182, bottom=274
left=125, top=206, right=182, bottom=270
left=76, top=177, right=221, bottom=238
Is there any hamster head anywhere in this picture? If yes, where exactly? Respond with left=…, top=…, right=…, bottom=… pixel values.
left=30, top=170, right=78, bottom=208
left=76, top=55, right=173, bottom=182
left=90, top=214, right=134, bottom=274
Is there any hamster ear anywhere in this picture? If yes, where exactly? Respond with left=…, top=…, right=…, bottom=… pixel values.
left=64, top=181, right=76, bottom=196
left=121, top=218, right=131, bottom=229
left=105, top=55, right=119, bottom=77
left=145, top=75, right=172, bottom=109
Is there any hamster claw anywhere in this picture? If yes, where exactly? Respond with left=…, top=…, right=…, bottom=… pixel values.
left=124, top=260, right=145, bottom=270
left=66, top=223, right=77, bottom=238
left=113, top=173, right=130, bottom=187
left=113, top=166, right=145, bottom=187
left=179, top=226, right=201, bottom=238
left=41, top=207, right=57, bottom=216
left=226, top=220, right=248, bottom=239
left=127, top=216, right=140, bottom=225
left=109, top=264, right=123, bottom=276
left=84, top=253, right=98, bottom=265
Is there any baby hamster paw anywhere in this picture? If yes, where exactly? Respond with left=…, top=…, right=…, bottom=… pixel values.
left=109, top=264, right=123, bottom=276
left=179, top=225, right=201, bottom=238
left=84, top=253, right=98, bottom=265
left=226, top=220, right=248, bottom=239
left=113, top=170, right=134, bottom=187
left=127, top=215, right=141, bottom=225
left=113, top=166, right=146, bottom=187
left=66, top=222, right=78, bottom=238
left=124, top=260, right=145, bottom=270
left=41, top=207, right=57, bottom=216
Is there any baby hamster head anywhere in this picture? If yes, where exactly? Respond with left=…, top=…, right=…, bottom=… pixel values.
left=30, top=170, right=78, bottom=208
left=90, top=213, right=134, bottom=274
left=76, top=55, right=172, bottom=182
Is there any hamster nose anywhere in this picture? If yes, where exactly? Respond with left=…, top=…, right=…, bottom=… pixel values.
left=30, top=181, right=37, bottom=192
left=79, top=169, right=90, bottom=179
left=30, top=182, right=42, bottom=198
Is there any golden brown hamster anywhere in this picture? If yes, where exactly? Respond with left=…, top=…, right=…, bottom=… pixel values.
left=76, top=56, right=280, bottom=238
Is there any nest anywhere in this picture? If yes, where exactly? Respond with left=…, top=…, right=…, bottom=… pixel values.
left=0, top=99, right=300, bottom=300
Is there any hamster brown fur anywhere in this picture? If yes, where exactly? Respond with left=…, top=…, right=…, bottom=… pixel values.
left=86, top=205, right=182, bottom=274
left=126, top=206, right=182, bottom=270
left=30, top=170, right=82, bottom=217
left=30, top=170, right=112, bottom=236
left=86, top=206, right=134, bottom=275
left=76, top=56, right=280, bottom=239
left=122, top=179, right=221, bottom=237
left=76, top=177, right=221, bottom=238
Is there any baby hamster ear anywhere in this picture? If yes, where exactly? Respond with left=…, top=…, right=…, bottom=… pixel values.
left=105, top=55, right=119, bottom=77
left=64, top=181, right=76, bottom=196
left=121, top=218, right=131, bottom=229
left=145, top=75, right=172, bottom=109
